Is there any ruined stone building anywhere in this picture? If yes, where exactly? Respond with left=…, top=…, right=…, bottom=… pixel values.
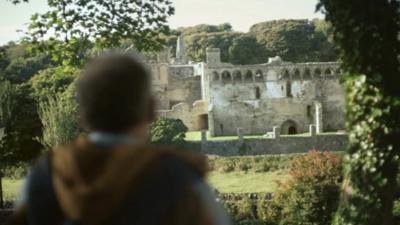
left=148, top=37, right=345, bottom=136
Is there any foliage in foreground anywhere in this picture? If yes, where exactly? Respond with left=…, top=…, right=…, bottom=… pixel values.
left=270, top=150, right=342, bottom=225
left=37, top=84, right=80, bottom=150
left=21, top=0, right=174, bottom=66
left=224, top=151, right=342, bottom=225
left=317, top=1, right=400, bottom=224
left=208, top=154, right=299, bottom=173
left=0, top=83, right=42, bottom=162
left=150, top=118, right=188, bottom=145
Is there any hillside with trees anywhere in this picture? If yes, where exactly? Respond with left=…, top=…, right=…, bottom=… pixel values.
left=166, top=19, right=337, bottom=64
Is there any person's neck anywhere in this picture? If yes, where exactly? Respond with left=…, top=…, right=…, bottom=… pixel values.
left=126, top=123, right=149, bottom=143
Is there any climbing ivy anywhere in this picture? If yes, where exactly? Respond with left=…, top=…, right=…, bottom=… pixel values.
left=316, top=1, right=400, bottom=225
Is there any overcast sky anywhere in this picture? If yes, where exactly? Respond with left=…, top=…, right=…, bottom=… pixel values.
left=0, top=0, right=323, bottom=45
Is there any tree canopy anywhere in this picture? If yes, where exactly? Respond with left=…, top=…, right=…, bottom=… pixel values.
left=21, top=0, right=174, bottom=66
left=317, top=0, right=400, bottom=224
left=166, top=20, right=337, bottom=64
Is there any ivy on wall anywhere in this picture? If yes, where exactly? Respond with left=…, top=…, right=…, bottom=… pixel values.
left=316, top=1, right=400, bottom=224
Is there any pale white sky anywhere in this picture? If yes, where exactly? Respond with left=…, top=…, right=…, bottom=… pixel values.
left=0, top=0, right=323, bottom=45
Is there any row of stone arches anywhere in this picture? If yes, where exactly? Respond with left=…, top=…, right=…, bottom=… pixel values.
left=211, top=67, right=339, bottom=82
left=282, top=67, right=339, bottom=80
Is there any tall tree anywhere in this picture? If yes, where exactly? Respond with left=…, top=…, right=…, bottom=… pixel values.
left=17, top=0, right=174, bottom=66
left=316, top=1, right=400, bottom=224
left=0, top=84, right=42, bottom=162
left=249, top=19, right=336, bottom=62
left=228, top=35, right=270, bottom=65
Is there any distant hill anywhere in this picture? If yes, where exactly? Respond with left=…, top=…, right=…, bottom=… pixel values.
left=165, top=19, right=337, bottom=64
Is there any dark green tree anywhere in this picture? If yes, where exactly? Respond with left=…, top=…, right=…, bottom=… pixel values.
left=249, top=19, right=336, bottom=62
left=0, top=80, right=15, bottom=128
left=175, top=23, right=233, bottom=36
left=0, top=43, right=54, bottom=84
left=184, top=32, right=242, bottom=62
left=150, top=118, right=188, bottom=145
left=29, top=66, right=79, bottom=101
left=0, top=84, right=42, bottom=162
left=2, top=54, right=52, bottom=83
left=316, top=1, right=400, bottom=224
left=228, top=35, right=270, bottom=65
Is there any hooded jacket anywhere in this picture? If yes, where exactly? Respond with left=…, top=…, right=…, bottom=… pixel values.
left=9, top=136, right=230, bottom=225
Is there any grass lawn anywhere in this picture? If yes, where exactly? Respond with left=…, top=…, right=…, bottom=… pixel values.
left=207, top=170, right=289, bottom=193
left=3, top=171, right=289, bottom=201
left=185, top=131, right=264, bottom=141
left=2, top=178, right=23, bottom=202
left=185, top=131, right=344, bottom=141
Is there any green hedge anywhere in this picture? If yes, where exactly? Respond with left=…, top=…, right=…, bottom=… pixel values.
left=209, top=154, right=305, bottom=173
left=221, top=151, right=343, bottom=225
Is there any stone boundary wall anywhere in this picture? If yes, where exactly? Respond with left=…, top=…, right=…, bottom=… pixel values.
left=184, top=134, right=347, bottom=156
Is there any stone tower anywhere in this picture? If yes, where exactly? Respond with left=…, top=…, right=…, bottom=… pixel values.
left=206, top=48, right=221, bottom=66
left=175, top=36, right=188, bottom=64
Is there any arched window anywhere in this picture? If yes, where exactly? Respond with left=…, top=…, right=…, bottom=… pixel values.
left=212, top=71, right=220, bottom=81
left=303, top=68, right=312, bottom=80
left=221, top=71, right=232, bottom=82
left=282, top=69, right=290, bottom=80
left=244, top=70, right=253, bottom=82
left=314, top=68, right=322, bottom=78
left=233, top=70, right=242, bottom=82
left=286, top=81, right=292, bottom=97
left=292, top=69, right=301, bottom=80
left=325, top=68, right=332, bottom=75
left=255, top=70, right=263, bottom=82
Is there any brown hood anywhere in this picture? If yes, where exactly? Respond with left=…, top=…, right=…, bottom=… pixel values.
left=50, top=136, right=208, bottom=225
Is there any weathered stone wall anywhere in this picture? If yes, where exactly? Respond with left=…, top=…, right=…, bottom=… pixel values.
left=148, top=62, right=170, bottom=110
left=148, top=60, right=203, bottom=111
left=167, top=66, right=202, bottom=107
left=317, top=79, right=346, bottom=131
left=156, top=100, right=208, bottom=131
left=206, top=61, right=345, bottom=136
left=183, top=134, right=347, bottom=156
left=149, top=47, right=345, bottom=135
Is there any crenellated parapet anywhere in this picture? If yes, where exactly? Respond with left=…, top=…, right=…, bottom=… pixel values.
left=209, top=62, right=341, bottom=84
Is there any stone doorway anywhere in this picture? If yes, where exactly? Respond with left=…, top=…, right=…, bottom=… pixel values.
left=281, top=120, right=298, bottom=135
left=288, top=126, right=297, bottom=134
left=196, top=114, right=208, bottom=130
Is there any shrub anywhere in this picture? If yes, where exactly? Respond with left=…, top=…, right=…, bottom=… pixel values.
left=150, top=118, right=188, bottom=145
left=268, top=150, right=343, bottom=225
left=257, top=196, right=281, bottom=225
left=209, top=154, right=300, bottom=173
left=0, top=162, right=30, bottom=179
left=37, top=85, right=80, bottom=149
left=393, top=199, right=400, bottom=223
left=316, top=1, right=400, bottom=224
left=225, top=197, right=257, bottom=223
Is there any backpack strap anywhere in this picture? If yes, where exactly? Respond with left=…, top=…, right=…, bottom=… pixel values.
left=26, top=154, right=76, bottom=225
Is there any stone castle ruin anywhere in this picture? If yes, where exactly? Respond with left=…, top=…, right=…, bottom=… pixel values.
left=147, top=37, right=346, bottom=137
